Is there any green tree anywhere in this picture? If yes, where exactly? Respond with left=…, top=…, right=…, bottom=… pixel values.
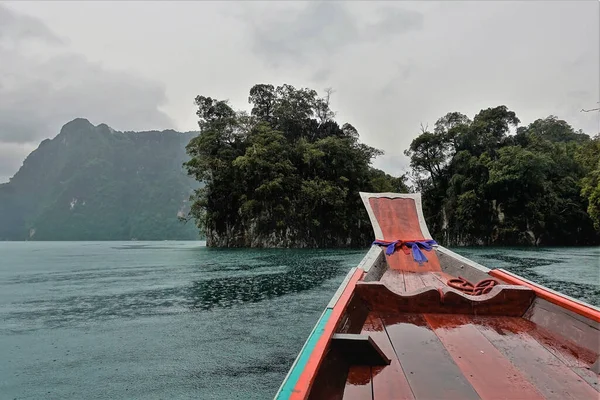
left=406, top=107, right=598, bottom=246
left=578, top=135, right=600, bottom=230
left=184, top=84, right=407, bottom=247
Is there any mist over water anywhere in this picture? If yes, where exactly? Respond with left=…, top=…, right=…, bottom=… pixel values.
left=0, top=242, right=598, bottom=399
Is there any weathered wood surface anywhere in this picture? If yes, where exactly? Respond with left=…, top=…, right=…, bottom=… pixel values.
left=303, top=191, right=600, bottom=400
left=356, top=282, right=535, bottom=316
left=425, top=314, right=545, bottom=399
left=334, top=312, right=599, bottom=399
left=368, top=196, right=442, bottom=273
left=472, top=315, right=599, bottom=399
left=524, top=297, right=600, bottom=354
left=368, top=197, right=424, bottom=240
left=380, top=269, right=406, bottom=292
left=362, top=314, right=415, bottom=400
left=382, top=313, right=480, bottom=399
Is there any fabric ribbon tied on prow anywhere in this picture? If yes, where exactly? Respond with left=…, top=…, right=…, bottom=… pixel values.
left=372, top=239, right=438, bottom=265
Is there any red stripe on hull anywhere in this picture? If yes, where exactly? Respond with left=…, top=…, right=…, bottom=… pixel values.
left=291, top=268, right=364, bottom=400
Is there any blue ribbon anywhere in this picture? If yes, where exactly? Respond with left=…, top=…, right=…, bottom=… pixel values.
left=372, top=239, right=437, bottom=265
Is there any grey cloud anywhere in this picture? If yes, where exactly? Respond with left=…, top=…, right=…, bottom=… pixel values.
left=0, top=4, right=62, bottom=44
left=243, top=2, right=423, bottom=66
left=248, top=2, right=359, bottom=65
left=312, top=68, right=332, bottom=82
left=380, top=62, right=414, bottom=97
left=363, top=7, right=424, bottom=39
left=0, top=4, right=173, bottom=181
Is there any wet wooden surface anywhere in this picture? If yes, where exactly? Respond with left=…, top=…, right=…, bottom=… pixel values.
left=525, top=297, right=600, bottom=354
left=343, top=366, right=372, bottom=399
left=424, top=314, right=544, bottom=400
left=363, top=314, right=415, bottom=400
left=382, top=313, right=480, bottom=399
left=336, top=312, right=599, bottom=400
left=473, top=316, right=599, bottom=399
left=356, top=282, right=535, bottom=316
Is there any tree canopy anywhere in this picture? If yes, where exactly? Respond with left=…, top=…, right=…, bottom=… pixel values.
left=184, top=84, right=406, bottom=247
left=405, top=108, right=599, bottom=246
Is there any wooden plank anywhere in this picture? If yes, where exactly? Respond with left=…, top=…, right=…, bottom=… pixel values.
left=425, top=314, right=545, bottom=400
left=386, top=251, right=442, bottom=273
left=343, top=366, right=373, bottom=400
left=592, top=357, right=600, bottom=373
left=473, top=315, right=598, bottom=399
left=369, top=197, right=424, bottom=239
left=525, top=298, right=600, bottom=354
left=357, top=246, right=383, bottom=273
left=335, top=294, right=370, bottom=335
left=362, top=314, right=415, bottom=400
left=511, top=316, right=598, bottom=368
left=571, top=367, right=599, bottom=392
left=331, top=334, right=390, bottom=366
left=403, top=272, right=426, bottom=292
left=291, top=269, right=364, bottom=400
left=435, top=245, right=491, bottom=273
left=419, top=272, right=446, bottom=289
left=307, top=346, right=351, bottom=400
left=380, top=269, right=405, bottom=293
left=360, top=192, right=433, bottom=240
left=382, top=313, right=480, bottom=399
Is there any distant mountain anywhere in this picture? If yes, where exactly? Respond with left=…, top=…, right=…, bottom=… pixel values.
left=0, top=118, right=202, bottom=241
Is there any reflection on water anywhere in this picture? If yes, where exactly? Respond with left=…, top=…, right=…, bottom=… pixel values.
left=188, top=257, right=342, bottom=310
left=0, top=247, right=354, bottom=333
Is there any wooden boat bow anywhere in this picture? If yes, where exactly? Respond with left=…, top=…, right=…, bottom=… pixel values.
left=275, top=192, right=600, bottom=400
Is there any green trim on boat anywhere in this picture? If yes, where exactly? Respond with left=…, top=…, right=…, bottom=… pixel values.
left=274, top=308, right=332, bottom=399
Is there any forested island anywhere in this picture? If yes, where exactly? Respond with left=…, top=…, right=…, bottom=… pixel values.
left=184, top=84, right=406, bottom=247
left=185, top=83, right=600, bottom=247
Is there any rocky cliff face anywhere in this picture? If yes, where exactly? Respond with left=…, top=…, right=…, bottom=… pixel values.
left=205, top=220, right=369, bottom=248
left=0, top=118, right=201, bottom=241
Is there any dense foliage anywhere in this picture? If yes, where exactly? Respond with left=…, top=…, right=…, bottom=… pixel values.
left=184, top=84, right=407, bottom=247
left=0, top=118, right=200, bottom=241
left=405, top=108, right=600, bottom=246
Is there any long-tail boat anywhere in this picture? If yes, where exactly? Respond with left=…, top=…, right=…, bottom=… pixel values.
left=275, top=192, right=600, bottom=399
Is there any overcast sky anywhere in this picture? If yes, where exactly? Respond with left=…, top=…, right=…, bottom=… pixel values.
left=1, top=1, right=598, bottom=183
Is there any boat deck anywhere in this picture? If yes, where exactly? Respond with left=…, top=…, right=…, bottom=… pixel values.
left=343, top=312, right=599, bottom=400
left=276, top=193, right=599, bottom=400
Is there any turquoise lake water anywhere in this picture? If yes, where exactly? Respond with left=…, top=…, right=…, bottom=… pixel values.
left=0, top=242, right=598, bottom=399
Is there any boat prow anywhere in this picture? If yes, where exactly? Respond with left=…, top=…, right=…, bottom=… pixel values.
left=275, top=192, right=599, bottom=399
